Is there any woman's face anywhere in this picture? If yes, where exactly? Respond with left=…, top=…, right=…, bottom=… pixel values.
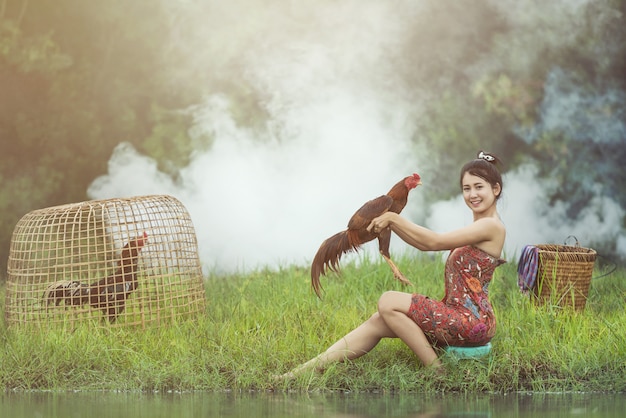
left=461, top=172, right=500, bottom=216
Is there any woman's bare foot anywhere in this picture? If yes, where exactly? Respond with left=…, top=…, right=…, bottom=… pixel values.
left=272, top=357, right=324, bottom=381
left=272, top=371, right=296, bottom=382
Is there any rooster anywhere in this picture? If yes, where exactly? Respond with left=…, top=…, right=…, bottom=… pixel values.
left=43, top=232, right=148, bottom=322
left=88, top=231, right=148, bottom=322
left=311, top=173, right=422, bottom=298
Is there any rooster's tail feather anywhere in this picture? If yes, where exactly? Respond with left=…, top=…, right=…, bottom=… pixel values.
left=311, top=230, right=359, bottom=298
left=42, top=280, right=89, bottom=307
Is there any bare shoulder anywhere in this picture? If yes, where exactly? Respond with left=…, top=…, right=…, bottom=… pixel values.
left=478, top=216, right=506, bottom=231
left=475, top=216, right=506, bottom=256
left=482, top=217, right=506, bottom=240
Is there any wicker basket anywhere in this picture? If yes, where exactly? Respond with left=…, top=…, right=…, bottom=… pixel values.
left=532, top=243, right=596, bottom=311
left=5, top=195, right=206, bottom=329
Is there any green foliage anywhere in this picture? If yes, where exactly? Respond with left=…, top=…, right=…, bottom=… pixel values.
left=0, top=1, right=277, bottom=275
left=0, top=18, right=71, bottom=74
left=140, top=105, right=197, bottom=178
left=1, top=256, right=625, bottom=393
left=413, top=88, right=526, bottom=210
left=1, top=0, right=625, bottom=272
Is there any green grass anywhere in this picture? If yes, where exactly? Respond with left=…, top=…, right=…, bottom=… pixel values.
left=1, top=254, right=625, bottom=393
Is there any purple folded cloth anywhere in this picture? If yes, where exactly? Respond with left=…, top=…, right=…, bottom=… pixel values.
left=517, top=245, right=539, bottom=293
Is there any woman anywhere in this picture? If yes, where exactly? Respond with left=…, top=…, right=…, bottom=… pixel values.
left=281, top=151, right=506, bottom=377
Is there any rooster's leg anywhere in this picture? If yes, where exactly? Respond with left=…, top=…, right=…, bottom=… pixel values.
left=380, top=254, right=414, bottom=287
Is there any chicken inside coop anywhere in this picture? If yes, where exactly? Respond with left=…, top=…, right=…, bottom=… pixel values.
left=43, top=232, right=148, bottom=323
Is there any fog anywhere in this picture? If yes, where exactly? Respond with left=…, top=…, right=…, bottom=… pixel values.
left=88, top=0, right=625, bottom=273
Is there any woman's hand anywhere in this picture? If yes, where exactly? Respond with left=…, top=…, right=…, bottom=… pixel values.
left=367, top=212, right=397, bottom=234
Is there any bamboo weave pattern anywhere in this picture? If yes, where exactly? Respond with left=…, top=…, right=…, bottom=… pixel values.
left=533, top=244, right=596, bottom=311
left=5, top=195, right=206, bottom=328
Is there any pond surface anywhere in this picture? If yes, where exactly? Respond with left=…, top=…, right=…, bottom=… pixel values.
left=1, top=391, right=624, bottom=417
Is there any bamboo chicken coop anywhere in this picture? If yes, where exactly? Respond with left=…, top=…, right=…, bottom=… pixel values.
left=5, top=195, right=206, bottom=328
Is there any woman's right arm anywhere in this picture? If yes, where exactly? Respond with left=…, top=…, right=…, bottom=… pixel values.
left=370, top=213, right=501, bottom=252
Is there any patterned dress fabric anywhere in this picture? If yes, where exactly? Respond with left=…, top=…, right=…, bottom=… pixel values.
left=408, top=245, right=505, bottom=347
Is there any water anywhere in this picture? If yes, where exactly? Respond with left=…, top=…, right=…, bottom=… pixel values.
left=1, top=391, right=624, bottom=417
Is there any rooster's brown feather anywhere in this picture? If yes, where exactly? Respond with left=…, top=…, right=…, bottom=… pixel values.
left=310, top=174, right=421, bottom=298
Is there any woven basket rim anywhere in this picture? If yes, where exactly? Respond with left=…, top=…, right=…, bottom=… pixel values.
left=535, top=243, right=596, bottom=262
left=25, top=194, right=180, bottom=214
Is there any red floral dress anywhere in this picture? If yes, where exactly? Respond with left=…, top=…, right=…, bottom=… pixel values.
left=407, top=245, right=505, bottom=347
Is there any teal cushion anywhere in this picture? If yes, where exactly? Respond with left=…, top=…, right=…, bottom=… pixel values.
left=444, top=342, right=492, bottom=359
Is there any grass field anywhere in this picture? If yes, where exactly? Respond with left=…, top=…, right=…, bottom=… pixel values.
left=1, top=253, right=624, bottom=393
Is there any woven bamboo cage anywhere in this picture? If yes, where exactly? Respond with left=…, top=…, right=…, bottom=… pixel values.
left=5, top=195, right=206, bottom=328
left=533, top=243, right=596, bottom=311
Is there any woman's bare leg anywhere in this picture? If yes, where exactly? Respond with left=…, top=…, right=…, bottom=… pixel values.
left=277, top=311, right=395, bottom=378
left=277, top=291, right=440, bottom=379
left=377, top=291, right=441, bottom=368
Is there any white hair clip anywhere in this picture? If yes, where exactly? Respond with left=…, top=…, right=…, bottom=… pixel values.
left=478, top=151, right=495, bottom=162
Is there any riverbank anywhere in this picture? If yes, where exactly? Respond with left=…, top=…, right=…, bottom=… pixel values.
left=1, top=254, right=624, bottom=393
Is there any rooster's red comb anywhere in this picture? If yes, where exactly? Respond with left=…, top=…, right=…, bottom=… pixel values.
left=136, top=231, right=148, bottom=247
